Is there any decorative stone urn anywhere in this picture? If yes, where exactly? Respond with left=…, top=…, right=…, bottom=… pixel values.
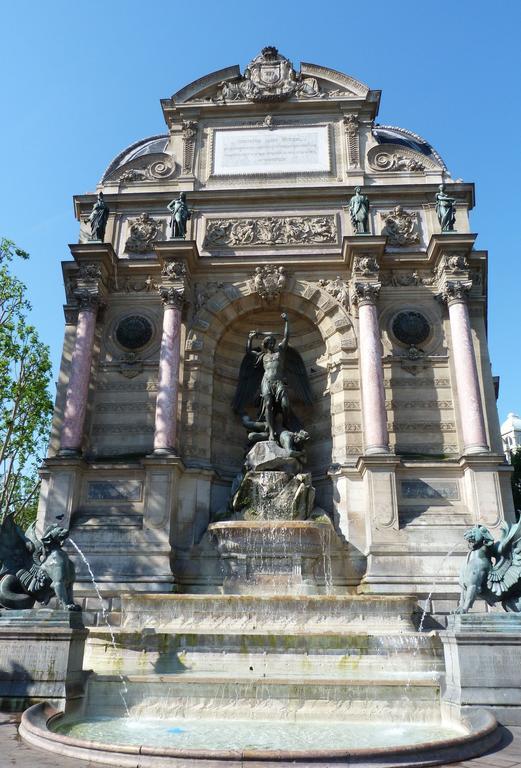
left=208, top=519, right=335, bottom=595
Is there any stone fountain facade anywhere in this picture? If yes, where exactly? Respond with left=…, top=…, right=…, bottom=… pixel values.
left=35, top=48, right=513, bottom=616
left=6, top=49, right=520, bottom=760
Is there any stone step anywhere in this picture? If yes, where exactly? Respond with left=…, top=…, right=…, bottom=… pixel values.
left=85, top=629, right=443, bottom=677
left=84, top=673, right=441, bottom=722
left=120, top=593, right=417, bottom=633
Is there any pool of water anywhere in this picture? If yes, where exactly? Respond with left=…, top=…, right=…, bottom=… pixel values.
left=53, top=716, right=467, bottom=751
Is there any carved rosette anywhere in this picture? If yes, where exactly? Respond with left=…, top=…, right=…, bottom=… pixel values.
left=380, top=206, right=419, bottom=247
left=351, top=282, right=381, bottom=307
left=343, top=114, right=360, bottom=168
left=250, top=265, right=288, bottom=302
left=438, top=279, right=472, bottom=306
left=181, top=120, right=198, bottom=174
left=159, top=285, right=185, bottom=309
left=204, top=215, right=336, bottom=248
left=125, top=213, right=162, bottom=253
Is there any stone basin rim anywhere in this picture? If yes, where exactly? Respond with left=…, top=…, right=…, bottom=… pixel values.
left=20, top=702, right=501, bottom=767
left=208, top=520, right=332, bottom=529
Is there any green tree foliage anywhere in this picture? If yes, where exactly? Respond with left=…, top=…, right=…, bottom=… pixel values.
left=510, top=447, right=521, bottom=519
left=0, top=238, right=53, bottom=526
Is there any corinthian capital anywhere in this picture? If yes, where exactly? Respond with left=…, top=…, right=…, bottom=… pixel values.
left=351, top=281, right=381, bottom=307
left=438, top=279, right=472, bottom=306
left=159, top=284, right=184, bottom=309
left=74, top=287, right=102, bottom=312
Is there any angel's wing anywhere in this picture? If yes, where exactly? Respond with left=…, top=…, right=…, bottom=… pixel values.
left=232, top=350, right=263, bottom=413
left=285, top=346, right=313, bottom=405
left=0, top=514, right=33, bottom=576
left=487, top=521, right=521, bottom=598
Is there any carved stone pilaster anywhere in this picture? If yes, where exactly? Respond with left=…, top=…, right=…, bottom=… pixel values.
left=351, top=281, right=381, bottom=307
left=182, top=120, right=197, bottom=174
left=343, top=114, right=360, bottom=168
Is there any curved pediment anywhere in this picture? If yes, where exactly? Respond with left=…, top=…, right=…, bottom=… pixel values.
left=169, top=48, right=371, bottom=105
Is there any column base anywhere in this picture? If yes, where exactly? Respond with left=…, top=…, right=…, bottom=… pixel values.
left=364, top=445, right=391, bottom=456
left=57, top=448, right=82, bottom=458
left=463, top=444, right=490, bottom=455
left=152, top=447, right=177, bottom=456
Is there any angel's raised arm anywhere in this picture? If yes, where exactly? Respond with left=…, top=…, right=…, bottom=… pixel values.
left=247, top=329, right=258, bottom=353
left=280, top=313, right=289, bottom=349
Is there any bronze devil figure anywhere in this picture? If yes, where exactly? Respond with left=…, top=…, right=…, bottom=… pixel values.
left=0, top=514, right=80, bottom=611
left=456, top=520, right=521, bottom=613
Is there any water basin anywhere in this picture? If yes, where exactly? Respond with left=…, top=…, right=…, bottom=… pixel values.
left=53, top=714, right=467, bottom=750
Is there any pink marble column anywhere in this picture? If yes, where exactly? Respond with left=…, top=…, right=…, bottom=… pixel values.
left=446, top=287, right=489, bottom=454
left=154, top=287, right=184, bottom=454
left=357, top=285, right=389, bottom=455
left=60, top=297, right=98, bottom=455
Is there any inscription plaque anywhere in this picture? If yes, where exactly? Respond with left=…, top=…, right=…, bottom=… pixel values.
left=87, top=480, right=143, bottom=502
left=400, top=480, right=460, bottom=501
left=213, top=126, right=330, bottom=176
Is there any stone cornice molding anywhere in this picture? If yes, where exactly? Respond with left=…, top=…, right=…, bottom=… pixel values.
left=68, top=242, right=117, bottom=289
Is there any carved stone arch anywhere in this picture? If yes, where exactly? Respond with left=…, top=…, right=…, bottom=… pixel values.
left=181, top=280, right=361, bottom=489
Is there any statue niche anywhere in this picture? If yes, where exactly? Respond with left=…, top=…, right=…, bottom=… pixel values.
left=209, top=308, right=331, bottom=486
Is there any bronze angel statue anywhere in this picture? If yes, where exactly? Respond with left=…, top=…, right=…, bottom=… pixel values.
left=0, top=514, right=80, bottom=611
left=456, top=520, right=521, bottom=613
left=233, top=312, right=313, bottom=442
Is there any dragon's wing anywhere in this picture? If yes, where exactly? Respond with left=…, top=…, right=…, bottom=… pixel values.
left=487, top=537, right=521, bottom=598
left=232, top=350, right=263, bottom=413
left=0, top=514, right=33, bottom=575
left=496, top=518, right=521, bottom=556
left=285, top=346, right=314, bottom=405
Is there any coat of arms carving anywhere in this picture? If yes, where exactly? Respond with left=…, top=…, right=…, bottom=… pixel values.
left=125, top=213, right=162, bottom=253
left=214, top=47, right=321, bottom=103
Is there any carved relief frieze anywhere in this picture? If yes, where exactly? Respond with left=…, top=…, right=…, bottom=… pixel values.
left=250, top=265, right=288, bottom=302
left=380, top=271, right=435, bottom=287
left=203, top=215, right=337, bottom=248
left=125, top=213, right=163, bottom=253
left=77, top=263, right=102, bottom=280
left=388, top=421, right=456, bottom=433
left=386, top=399, right=453, bottom=410
left=380, top=206, right=420, bottom=247
left=97, top=381, right=158, bottom=392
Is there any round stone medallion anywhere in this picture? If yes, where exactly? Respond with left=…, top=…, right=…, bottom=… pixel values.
left=115, top=315, right=153, bottom=350
left=391, top=311, right=430, bottom=346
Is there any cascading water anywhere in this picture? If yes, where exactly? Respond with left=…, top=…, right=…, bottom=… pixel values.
left=417, top=542, right=464, bottom=633
left=69, top=538, right=130, bottom=717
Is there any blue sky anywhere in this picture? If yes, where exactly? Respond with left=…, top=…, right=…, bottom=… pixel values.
left=1, top=0, right=519, bottom=424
